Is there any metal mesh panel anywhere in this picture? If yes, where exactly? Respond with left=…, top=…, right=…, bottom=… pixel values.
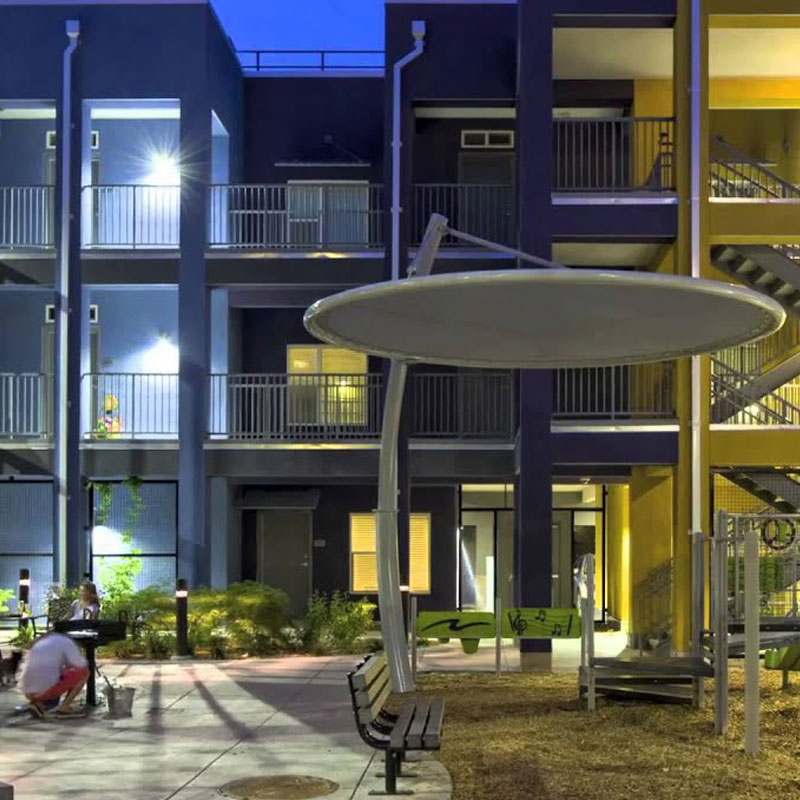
left=713, top=473, right=765, bottom=515
left=0, top=482, right=52, bottom=554
left=92, top=482, right=176, bottom=555
left=92, top=555, right=175, bottom=594
left=0, top=554, right=52, bottom=616
left=725, top=516, right=800, bottom=622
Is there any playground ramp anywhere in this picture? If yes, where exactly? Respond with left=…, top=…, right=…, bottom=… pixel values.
left=584, top=656, right=713, bottom=704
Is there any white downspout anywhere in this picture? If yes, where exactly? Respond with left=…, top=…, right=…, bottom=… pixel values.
left=55, top=19, right=80, bottom=582
left=690, top=0, right=702, bottom=545
left=391, top=20, right=425, bottom=280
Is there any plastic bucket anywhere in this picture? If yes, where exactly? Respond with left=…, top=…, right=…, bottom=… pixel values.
left=105, top=685, right=135, bottom=717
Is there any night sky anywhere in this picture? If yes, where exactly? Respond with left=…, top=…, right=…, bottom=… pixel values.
left=212, top=0, right=385, bottom=51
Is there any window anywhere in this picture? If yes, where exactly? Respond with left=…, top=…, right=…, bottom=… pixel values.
left=350, top=512, right=431, bottom=594
left=287, top=345, right=369, bottom=426
left=46, top=130, right=99, bottom=149
left=460, top=130, right=515, bottom=150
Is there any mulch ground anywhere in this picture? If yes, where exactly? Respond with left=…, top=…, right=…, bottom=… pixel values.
left=415, top=667, right=800, bottom=800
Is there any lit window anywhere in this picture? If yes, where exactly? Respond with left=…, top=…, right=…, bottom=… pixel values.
left=287, top=345, right=368, bottom=425
left=350, top=512, right=431, bottom=595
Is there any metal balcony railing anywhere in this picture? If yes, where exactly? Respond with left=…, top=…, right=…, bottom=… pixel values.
left=408, top=372, right=515, bottom=439
left=553, top=363, right=676, bottom=420
left=82, top=373, right=178, bottom=438
left=553, top=117, right=675, bottom=192
left=81, top=185, right=180, bottom=248
left=0, top=186, right=55, bottom=248
left=208, top=373, right=384, bottom=440
left=238, top=49, right=385, bottom=72
left=412, top=185, right=515, bottom=247
left=0, top=373, right=52, bottom=438
left=709, top=136, right=800, bottom=200
left=208, top=184, right=383, bottom=249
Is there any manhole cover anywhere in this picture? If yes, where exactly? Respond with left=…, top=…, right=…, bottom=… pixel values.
left=218, top=775, right=339, bottom=800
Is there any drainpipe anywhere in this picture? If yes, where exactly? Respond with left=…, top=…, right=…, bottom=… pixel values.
left=391, top=20, right=425, bottom=280
left=690, top=0, right=703, bottom=658
left=54, top=20, right=80, bottom=582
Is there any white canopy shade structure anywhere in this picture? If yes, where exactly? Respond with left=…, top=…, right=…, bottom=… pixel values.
left=304, top=214, right=785, bottom=693
left=305, top=269, right=783, bottom=369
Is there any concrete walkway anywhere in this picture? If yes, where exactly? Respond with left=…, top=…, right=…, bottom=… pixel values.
left=415, top=630, right=628, bottom=673
left=0, top=656, right=451, bottom=800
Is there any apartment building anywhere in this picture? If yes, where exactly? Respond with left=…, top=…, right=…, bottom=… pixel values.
left=0, top=0, right=797, bottom=664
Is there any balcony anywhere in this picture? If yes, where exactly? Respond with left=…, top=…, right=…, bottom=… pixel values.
left=553, top=117, right=675, bottom=193
left=0, top=373, right=51, bottom=438
left=82, top=185, right=180, bottom=249
left=208, top=184, right=383, bottom=250
left=0, top=186, right=55, bottom=249
left=553, top=363, right=676, bottom=422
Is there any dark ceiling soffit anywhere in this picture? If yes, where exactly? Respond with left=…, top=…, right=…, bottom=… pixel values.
left=273, top=162, right=372, bottom=167
left=237, top=488, right=322, bottom=510
left=555, top=15, right=676, bottom=27
left=228, top=286, right=349, bottom=308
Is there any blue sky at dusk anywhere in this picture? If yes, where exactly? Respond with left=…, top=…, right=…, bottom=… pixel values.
left=212, top=0, right=385, bottom=51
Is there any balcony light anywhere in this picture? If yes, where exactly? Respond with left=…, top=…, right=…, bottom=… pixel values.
left=145, top=152, right=180, bottom=186
left=143, top=335, right=179, bottom=374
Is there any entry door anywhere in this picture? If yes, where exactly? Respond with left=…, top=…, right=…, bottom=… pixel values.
left=551, top=510, right=573, bottom=608
left=257, top=509, right=311, bottom=618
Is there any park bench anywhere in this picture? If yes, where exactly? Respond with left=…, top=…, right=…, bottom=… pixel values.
left=347, top=653, right=445, bottom=796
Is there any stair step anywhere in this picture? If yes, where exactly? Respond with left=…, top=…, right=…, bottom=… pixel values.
left=592, top=656, right=713, bottom=678
left=583, top=682, right=694, bottom=704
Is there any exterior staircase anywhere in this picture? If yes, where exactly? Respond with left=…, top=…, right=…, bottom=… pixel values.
left=717, top=469, right=800, bottom=515
left=709, top=137, right=800, bottom=420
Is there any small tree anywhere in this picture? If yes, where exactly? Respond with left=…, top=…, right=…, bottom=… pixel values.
left=91, top=478, right=145, bottom=609
left=0, top=588, right=14, bottom=614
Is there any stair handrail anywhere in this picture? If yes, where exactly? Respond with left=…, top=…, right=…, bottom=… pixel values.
left=710, top=135, right=800, bottom=199
left=708, top=157, right=784, bottom=199
left=711, top=355, right=800, bottom=424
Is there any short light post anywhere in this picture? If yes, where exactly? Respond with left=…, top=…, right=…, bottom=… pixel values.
left=18, top=568, right=30, bottom=616
left=175, top=578, right=189, bottom=658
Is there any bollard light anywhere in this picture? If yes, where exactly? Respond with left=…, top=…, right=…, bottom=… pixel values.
left=175, top=578, right=189, bottom=658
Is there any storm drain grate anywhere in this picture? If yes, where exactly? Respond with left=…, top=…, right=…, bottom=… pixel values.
left=218, top=775, right=339, bottom=799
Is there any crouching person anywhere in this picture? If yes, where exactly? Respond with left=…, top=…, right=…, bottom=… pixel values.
left=20, top=632, right=89, bottom=719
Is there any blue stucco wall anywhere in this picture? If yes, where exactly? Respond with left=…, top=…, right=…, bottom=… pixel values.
left=243, top=77, right=384, bottom=183
left=0, top=119, right=54, bottom=185
left=91, top=287, right=177, bottom=373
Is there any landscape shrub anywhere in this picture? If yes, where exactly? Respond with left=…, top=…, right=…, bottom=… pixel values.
left=300, top=591, right=375, bottom=654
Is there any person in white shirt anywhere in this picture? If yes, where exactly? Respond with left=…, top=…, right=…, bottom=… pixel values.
left=19, top=632, right=89, bottom=719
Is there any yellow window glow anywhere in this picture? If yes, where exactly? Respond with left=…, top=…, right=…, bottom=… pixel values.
left=349, top=512, right=431, bottom=595
left=408, top=513, right=431, bottom=594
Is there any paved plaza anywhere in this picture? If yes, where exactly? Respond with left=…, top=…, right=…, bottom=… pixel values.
left=0, top=656, right=451, bottom=800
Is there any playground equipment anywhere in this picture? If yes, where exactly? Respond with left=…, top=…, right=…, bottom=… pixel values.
left=708, top=512, right=800, bottom=754
left=410, top=597, right=584, bottom=680
left=578, top=551, right=712, bottom=706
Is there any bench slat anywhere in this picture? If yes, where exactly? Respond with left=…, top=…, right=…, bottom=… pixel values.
left=355, top=672, right=390, bottom=708
left=351, top=654, right=388, bottom=691
left=357, top=677, right=392, bottom=725
left=405, top=698, right=430, bottom=748
left=423, top=698, right=445, bottom=748
left=389, top=703, right=416, bottom=751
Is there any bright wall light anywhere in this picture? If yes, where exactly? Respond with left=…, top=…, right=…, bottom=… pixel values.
left=145, top=152, right=180, bottom=186
left=143, top=335, right=179, bottom=374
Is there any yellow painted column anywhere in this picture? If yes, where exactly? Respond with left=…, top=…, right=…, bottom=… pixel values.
left=606, top=485, right=630, bottom=632
left=784, top=110, right=800, bottom=185
left=595, top=504, right=604, bottom=614
left=629, top=467, right=674, bottom=644
left=673, top=0, right=711, bottom=655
